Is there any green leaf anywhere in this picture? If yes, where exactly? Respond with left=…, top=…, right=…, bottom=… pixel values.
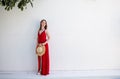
left=1, top=0, right=33, bottom=11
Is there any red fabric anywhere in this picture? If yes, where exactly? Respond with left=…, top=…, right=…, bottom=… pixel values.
left=37, top=30, right=49, bottom=75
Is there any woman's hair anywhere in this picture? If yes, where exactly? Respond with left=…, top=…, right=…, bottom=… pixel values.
left=39, top=19, right=48, bottom=31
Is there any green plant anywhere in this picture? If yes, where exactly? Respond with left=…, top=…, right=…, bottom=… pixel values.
left=0, top=0, right=33, bottom=11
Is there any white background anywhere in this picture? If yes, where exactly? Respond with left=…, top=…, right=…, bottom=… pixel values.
left=0, top=0, right=120, bottom=72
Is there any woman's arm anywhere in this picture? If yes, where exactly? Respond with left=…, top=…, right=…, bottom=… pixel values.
left=42, top=30, right=50, bottom=45
left=46, top=30, right=50, bottom=41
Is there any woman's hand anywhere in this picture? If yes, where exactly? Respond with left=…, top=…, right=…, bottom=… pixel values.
left=38, top=43, right=42, bottom=46
left=38, top=43, right=45, bottom=46
left=41, top=42, right=47, bottom=46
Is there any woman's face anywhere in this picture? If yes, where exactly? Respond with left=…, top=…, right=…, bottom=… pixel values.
left=41, top=21, right=46, bottom=27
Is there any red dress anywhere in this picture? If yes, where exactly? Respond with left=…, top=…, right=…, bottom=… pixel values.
left=37, top=30, right=49, bottom=75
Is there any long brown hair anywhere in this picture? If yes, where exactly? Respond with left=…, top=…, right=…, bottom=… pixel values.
left=39, top=19, right=48, bottom=31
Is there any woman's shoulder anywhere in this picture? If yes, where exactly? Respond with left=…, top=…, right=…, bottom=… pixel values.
left=38, top=30, right=41, bottom=34
left=45, top=29, right=49, bottom=33
left=45, top=29, right=48, bottom=32
left=45, top=29, right=50, bottom=35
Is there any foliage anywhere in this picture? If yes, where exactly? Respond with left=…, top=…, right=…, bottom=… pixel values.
left=0, top=0, right=33, bottom=11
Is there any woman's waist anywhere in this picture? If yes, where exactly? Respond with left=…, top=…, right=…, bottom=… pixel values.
left=38, top=40, right=47, bottom=43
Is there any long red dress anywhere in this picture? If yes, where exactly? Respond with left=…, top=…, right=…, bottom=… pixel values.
left=37, top=30, right=49, bottom=75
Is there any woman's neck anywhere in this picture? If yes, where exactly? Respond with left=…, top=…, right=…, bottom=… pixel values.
left=41, top=28, right=45, bottom=31
left=41, top=26, right=45, bottom=30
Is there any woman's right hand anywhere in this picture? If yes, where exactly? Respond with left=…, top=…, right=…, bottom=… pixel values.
left=38, top=43, right=42, bottom=46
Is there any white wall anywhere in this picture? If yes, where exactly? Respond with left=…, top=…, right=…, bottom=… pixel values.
left=0, top=0, right=120, bottom=72
left=95, top=0, right=120, bottom=70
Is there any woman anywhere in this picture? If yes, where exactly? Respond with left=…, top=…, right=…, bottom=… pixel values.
left=36, top=19, right=50, bottom=75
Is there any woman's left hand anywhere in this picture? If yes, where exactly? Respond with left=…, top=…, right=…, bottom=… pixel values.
left=42, top=42, right=46, bottom=46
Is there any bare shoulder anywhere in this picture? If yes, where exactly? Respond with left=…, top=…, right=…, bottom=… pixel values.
left=45, top=29, right=49, bottom=33
left=45, top=29, right=50, bottom=38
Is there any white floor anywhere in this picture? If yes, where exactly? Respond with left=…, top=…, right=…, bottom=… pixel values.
left=0, top=70, right=120, bottom=79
